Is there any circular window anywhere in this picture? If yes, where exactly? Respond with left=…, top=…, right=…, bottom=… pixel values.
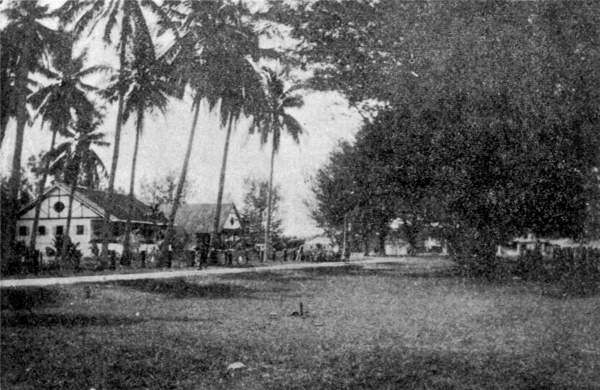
left=53, top=201, right=65, bottom=213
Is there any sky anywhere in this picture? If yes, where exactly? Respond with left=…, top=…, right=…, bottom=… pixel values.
left=0, top=2, right=363, bottom=237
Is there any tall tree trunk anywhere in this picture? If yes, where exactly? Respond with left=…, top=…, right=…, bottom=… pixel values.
left=61, top=181, right=76, bottom=267
left=263, top=132, right=277, bottom=263
left=29, top=128, right=58, bottom=253
left=210, top=115, right=234, bottom=250
left=123, top=108, right=144, bottom=265
left=100, top=24, right=128, bottom=267
left=378, top=226, right=387, bottom=256
left=161, top=100, right=201, bottom=267
left=5, top=42, right=31, bottom=266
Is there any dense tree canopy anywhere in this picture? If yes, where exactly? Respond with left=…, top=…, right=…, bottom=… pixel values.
left=303, top=0, right=600, bottom=262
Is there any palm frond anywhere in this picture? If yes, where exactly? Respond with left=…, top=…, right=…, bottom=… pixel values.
left=282, top=113, right=304, bottom=144
left=103, top=0, right=120, bottom=43
left=75, top=64, right=113, bottom=79
left=281, top=94, right=304, bottom=109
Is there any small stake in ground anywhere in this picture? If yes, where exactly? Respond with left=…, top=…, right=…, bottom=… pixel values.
left=291, top=302, right=304, bottom=317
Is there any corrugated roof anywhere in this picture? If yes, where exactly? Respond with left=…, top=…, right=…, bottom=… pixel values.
left=173, top=203, right=240, bottom=234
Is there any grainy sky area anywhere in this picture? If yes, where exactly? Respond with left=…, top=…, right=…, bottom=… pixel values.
left=0, top=1, right=363, bottom=236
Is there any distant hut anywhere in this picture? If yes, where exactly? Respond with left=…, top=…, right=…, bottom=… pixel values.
left=172, top=203, right=242, bottom=249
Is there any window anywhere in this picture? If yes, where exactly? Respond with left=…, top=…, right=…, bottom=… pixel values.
left=38, top=225, right=46, bottom=236
left=55, top=226, right=64, bottom=236
left=76, top=225, right=84, bottom=235
left=53, top=201, right=65, bottom=213
left=18, top=226, right=28, bottom=236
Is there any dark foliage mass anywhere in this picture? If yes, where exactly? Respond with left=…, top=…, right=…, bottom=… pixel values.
left=299, top=0, right=600, bottom=265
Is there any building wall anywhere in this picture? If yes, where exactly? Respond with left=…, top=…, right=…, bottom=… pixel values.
left=16, top=218, right=96, bottom=258
left=18, top=187, right=101, bottom=259
left=224, top=210, right=241, bottom=230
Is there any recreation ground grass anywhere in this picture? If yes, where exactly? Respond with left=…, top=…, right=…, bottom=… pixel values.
left=1, top=259, right=599, bottom=389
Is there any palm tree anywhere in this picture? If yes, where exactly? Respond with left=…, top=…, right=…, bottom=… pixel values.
left=253, top=67, right=304, bottom=262
left=103, top=34, right=177, bottom=263
left=1, top=0, right=64, bottom=260
left=0, top=29, right=41, bottom=147
left=27, top=37, right=108, bottom=256
left=159, top=0, right=263, bottom=264
left=44, top=122, right=108, bottom=266
left=55, top=0, right=177, bottom=265
left=207, top=19, right=265, bottom=250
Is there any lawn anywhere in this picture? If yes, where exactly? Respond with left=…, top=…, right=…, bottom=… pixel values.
left=1, top=260, right=599, bottom=389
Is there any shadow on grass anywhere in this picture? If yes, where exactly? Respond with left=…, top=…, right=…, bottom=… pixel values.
left=1, top=337, right=236, bottom=389
left=1, top=311, right=212, bottom=328
left=220, top=271, right=315, bottom=283
left=264, top=347, right=593, bottom=390
left=117, top=278, right=258, bottom=299
left=1, top=312, right=145, bottom=328
left=298, top=264, right=456, bottom=279
left=1, top=287, right=65, bottom=312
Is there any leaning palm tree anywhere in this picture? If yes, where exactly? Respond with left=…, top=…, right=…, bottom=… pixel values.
left=27, top=37, right=107, bottom=255
left=103, top=34, right=177, bottom=263
left=44, top=122, right=108, bottom=266
left=252, top=67, right=304, bottom=262
left=159, top=0, right=263, bottom=264
left=55, top=0, right=178, bottom=265
left=1, top=0, right=64, bottom=259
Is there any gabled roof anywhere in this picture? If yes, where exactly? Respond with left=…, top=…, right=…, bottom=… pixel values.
left=172, top=203, right=240, bottom=234
left=19, top=183, right=165, bottom=224
left=78, top=187, right=165, bottom=223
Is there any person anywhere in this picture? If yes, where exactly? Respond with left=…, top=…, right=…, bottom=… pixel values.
left=198, top=242, right=208, bottom=269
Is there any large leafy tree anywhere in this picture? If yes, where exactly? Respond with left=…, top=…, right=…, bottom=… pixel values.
left=278, top=0, right=600, bottom=264
left=27, top=37, right=107, bottom=255
left=55, top=0, right=178, bottom=265
left=1, top=0, right=64, bottom=263
left=251, top=67, right=304, bottom=262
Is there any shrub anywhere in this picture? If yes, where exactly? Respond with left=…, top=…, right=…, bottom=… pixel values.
left=513, top=247, right=600, bottom=296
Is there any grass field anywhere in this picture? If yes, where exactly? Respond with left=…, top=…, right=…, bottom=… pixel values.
left=1, top=260, right=599, bottom=389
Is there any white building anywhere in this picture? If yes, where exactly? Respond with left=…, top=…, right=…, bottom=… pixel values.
left=16, top=182, right=164, bottom=260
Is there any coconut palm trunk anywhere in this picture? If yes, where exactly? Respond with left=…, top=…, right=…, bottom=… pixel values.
left=61, top=180, right=77, bottom=267
left=263, top=132, right=277, bottom=263
left=162, top=100, right=201, bottom=267
left=100, top=19, right=127, bottom=267
left=210, top=115, right=234, bottom=250
left=29, top=128, right=58, bottom=254
left=6, top=42, right=31, bottom=261
left=122, top=107, right=144, bottom=265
